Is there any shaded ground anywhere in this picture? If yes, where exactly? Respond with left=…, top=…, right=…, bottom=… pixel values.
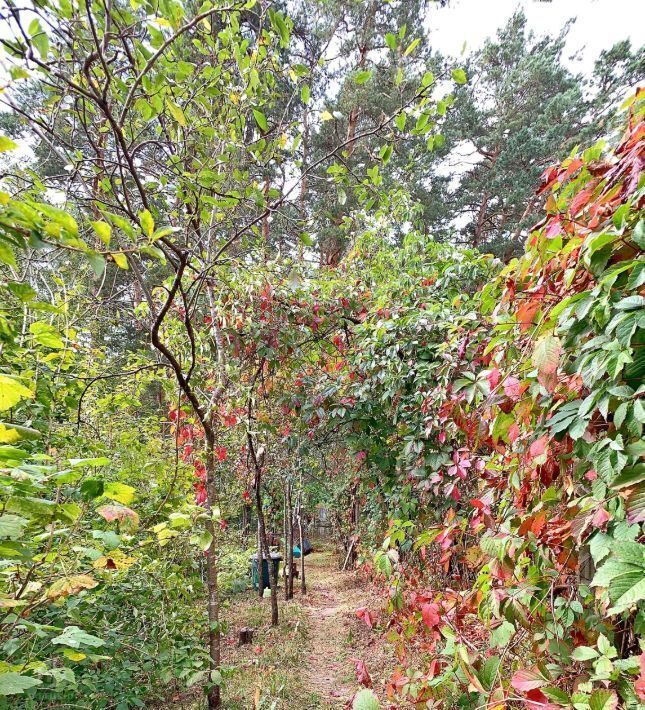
left=300, top=550, right=387, bottom=708
left=160, top=547, right=389, bottom=709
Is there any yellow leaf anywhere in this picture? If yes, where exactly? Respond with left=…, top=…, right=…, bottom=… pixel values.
left=165, top=98, right=187, bottom=127
left=62, top=649, right=86, bottom=662
left=0, top=424, right=20, bottom=443
left=0, top=598, right=28, bottom=608
left=0, top=374, right=33, bottom=412
left=45, top=574, right=99, bottom=601
left=93, top=549, right=136, bottom=570
left=111, top=252, right=129, bottom=269
left=139, top=209, right=154, bottom=237
left=91, top=221, right=111, bottom=246
left=103, top=482, right=136, bottom=505
left=0, top=136, right=18, bottom=152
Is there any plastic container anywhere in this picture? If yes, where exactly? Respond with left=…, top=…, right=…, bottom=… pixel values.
left=249, top=552, right=282, bottom=590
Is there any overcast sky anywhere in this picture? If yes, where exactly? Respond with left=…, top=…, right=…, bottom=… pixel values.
left=425, top=0, right=645, bottom=75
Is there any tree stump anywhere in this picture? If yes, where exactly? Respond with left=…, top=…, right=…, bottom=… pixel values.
left=238, top=627, right=254, bottom=646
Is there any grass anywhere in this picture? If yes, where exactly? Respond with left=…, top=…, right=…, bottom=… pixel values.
left=221, top=590, right=316, bottom=710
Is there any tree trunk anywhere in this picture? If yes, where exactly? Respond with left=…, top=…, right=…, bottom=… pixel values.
left=204, top=444, right=221, bottom=709
left=287, top=481, right=294, bottom=599
left=297, top=491, right=306, bottom=594
left=255, top=480, right=279, bottom=625
left=242, top=503, right=250, bottom=545
left=473, top=190, right=491, bottom=248
left=299, top=106, right=309, bottom=264
left=283, top=484, right=290, bottom=601
left=257, top=519, right=264, bottom=598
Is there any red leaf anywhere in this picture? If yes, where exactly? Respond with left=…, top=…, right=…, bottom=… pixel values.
left=516, top=300, right=540, bottom=332
left=511, top=668, right=548, bottom=693
left=636, top=653, right=645, bottom=701
left=352, top=658, right=372, bottom=688
left=525, top=689, right=559, bottom=709
left=355, top=607, right=375, bottom=629
left=421, top=602, right=441, bottom=629
left=529, top=436, right=548, bottom=460
left=569, top=186, right=593, bottom=215
left=503, top=376, right=522, bottom=400
left=487, top=367, right=501, bottom=389
left=545, top=217, right=562, bottom=239
left=96, top=504, right=139, bottom=527
left=591, top=507, right=610, bottom=528
left=508, top=423, right=520, bottom=444
left=562, top=157, right=583, bottom=180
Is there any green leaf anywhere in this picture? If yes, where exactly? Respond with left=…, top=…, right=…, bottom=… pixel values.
left=385, top=33, right=397, bottom=51
left=0, top=240, right=17, bottom=268
left=571, top=646, right=598, bottom=661
left=52, top=626, right=105, bottom=649
left=421, top=71, right=434, bottom=88
left=0, top=514, right=28, bottom=540
left=0, top=374, right=34, bottom=411
left=607, top=575, right=645, bottom=614
left=195, top=529, right=213, bottom=552
left=490, top=620, right=515, bottom=647
left=589, top=689, right=619, bottom=710
left=354, top=70, right=373, bottom=85
left=394, top=112, right=406, bottom=131
left=301, top=84, right=310, bottom=104
left=451, top=68, right=467, bottom=84
left=69, top=457, right=110, bottom=468
left=611, top=463, right=645, bottom=490
left=403, top=38, right=421, bottom=56
left=615, top=295, right=645, bottom=311
left=478, top=655, right=501, bottom=691
left=7, top=282, right=35, bottom=303
left=271, top=12, right=290, bottom=47
left=0, top=136, right=18, bottom=152
left=150, top=226, right=179, bottom=242
left=0, top=421, right=40, bottom=443
left=632, top=219, right=645, bottom=249
left=28, top=19, right=49, bottom=59
left=86, top=251, right=106, bottom=278
left=30, top=321, right=64, bottom=349
left=80, top=479, right=104, bottom=500
left=542, top=687, right=569, bottom=704
left=253, top=109, right=268, bottom=133
left=0, top=672, right=42, bottom=696
left=352, top=688, right=380, bottom=710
